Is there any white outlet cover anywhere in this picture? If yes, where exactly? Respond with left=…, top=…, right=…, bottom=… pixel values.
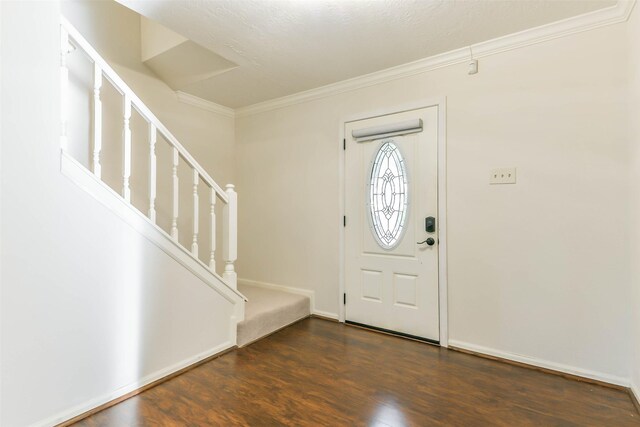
left=490, top=168, right=516, bottom=184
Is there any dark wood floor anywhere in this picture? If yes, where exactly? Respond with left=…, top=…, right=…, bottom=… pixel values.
left=72, top=318, right=639, bottom=426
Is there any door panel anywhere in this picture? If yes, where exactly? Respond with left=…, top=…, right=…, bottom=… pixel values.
left=345, top=106, right=439, bottom=341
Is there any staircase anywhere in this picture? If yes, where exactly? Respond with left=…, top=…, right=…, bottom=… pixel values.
left=60, top=18, right=312, bottom=349
left=237, top=284, right=311, bottom=347
left=59, top=17, right=246, bottom=336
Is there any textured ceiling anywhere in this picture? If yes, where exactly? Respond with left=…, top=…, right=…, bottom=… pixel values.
left=117, top=0, right=617, bottom=108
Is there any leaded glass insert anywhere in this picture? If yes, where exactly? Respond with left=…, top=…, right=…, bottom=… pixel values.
left=369, top=140, right=408, bottom=249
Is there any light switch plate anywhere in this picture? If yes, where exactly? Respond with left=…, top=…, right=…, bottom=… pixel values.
left=490, top=168, right=516, bottom=184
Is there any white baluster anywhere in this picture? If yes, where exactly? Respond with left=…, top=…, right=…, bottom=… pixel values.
left=122, top=95, right=131, bottom=202
left=223, top=184, right=237, bottom=289
left=191, top=170, right=199, bottom=257
left=92, top=63, right=103, bottom=178
left=60, top=27, right=70, bottom=151
left=171, top=147, right=179, bottom=240
left=148, top=123, right=157, bottom=223
left=209, top=188, right=216, bottom=269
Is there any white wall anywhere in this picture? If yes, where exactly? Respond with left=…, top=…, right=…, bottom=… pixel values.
left=1, top=2, right=237, bottom=426
left=0, top=0, right=4, bottom=423
left=628, top=2, right=640, bottom=400
left=62, top=0, right=235, bottom=274
left=236, top=21, right=631, bottom=382
left=0, top=2, right=636, bottom=425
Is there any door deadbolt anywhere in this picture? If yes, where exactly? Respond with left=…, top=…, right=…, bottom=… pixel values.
left=425, top=217, right=436, bottom=233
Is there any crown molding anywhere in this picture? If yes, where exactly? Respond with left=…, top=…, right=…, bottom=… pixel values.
left=472, top=0, right=635, bottom=57
left=235, top=47, right=469, bottom=119
left=176, top=91, right=235, bottom=118
left=235, top=0, right=635, bottom=118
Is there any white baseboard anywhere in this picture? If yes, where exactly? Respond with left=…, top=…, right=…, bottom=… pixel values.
left=313, top=309, right=340, bottom=320
left=31, top=341, right=233, bottom=427
left=631, top=382, right=640, bottom=408
left=237, top=278, right=341, bottom=320
left=448, top=339, right=629, bottom=387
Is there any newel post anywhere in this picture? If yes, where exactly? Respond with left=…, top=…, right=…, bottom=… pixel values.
left=223, top=184, right=237, bottom=289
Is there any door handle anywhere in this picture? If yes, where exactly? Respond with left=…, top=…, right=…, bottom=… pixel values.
left=417, top=238, right=435, bottom=246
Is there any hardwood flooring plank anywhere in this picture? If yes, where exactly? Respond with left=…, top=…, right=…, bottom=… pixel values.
left=71, top=318, right=639, bottom=427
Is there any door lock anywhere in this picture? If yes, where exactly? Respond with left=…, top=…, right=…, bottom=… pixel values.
left=425, top=217, right=436, bottom=233
left=417, top=238, right=435, bottom=246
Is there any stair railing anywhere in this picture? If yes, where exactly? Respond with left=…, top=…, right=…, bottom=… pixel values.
left=59, top=17, right=237, bottom=289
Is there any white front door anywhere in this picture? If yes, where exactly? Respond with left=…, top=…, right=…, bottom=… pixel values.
left=344, top=106, right=439, bottom=342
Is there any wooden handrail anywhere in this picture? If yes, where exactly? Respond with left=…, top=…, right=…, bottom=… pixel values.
left=61, top=16, right=229, bottom=203
left=60, top=16, right=237, bottom=289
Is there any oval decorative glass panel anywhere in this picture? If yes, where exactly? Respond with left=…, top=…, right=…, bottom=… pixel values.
left=369, top=140, right=408, bottom=249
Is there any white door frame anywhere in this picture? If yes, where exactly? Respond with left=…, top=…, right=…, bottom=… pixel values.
left=338, top=97, right=448, bottom=347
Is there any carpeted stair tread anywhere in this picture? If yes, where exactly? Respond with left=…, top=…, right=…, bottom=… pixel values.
left=237, top=284, right=310, bottom=347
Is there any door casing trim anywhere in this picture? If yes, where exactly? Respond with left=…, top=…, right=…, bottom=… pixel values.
left=338, top=97, right=448, bottom=347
